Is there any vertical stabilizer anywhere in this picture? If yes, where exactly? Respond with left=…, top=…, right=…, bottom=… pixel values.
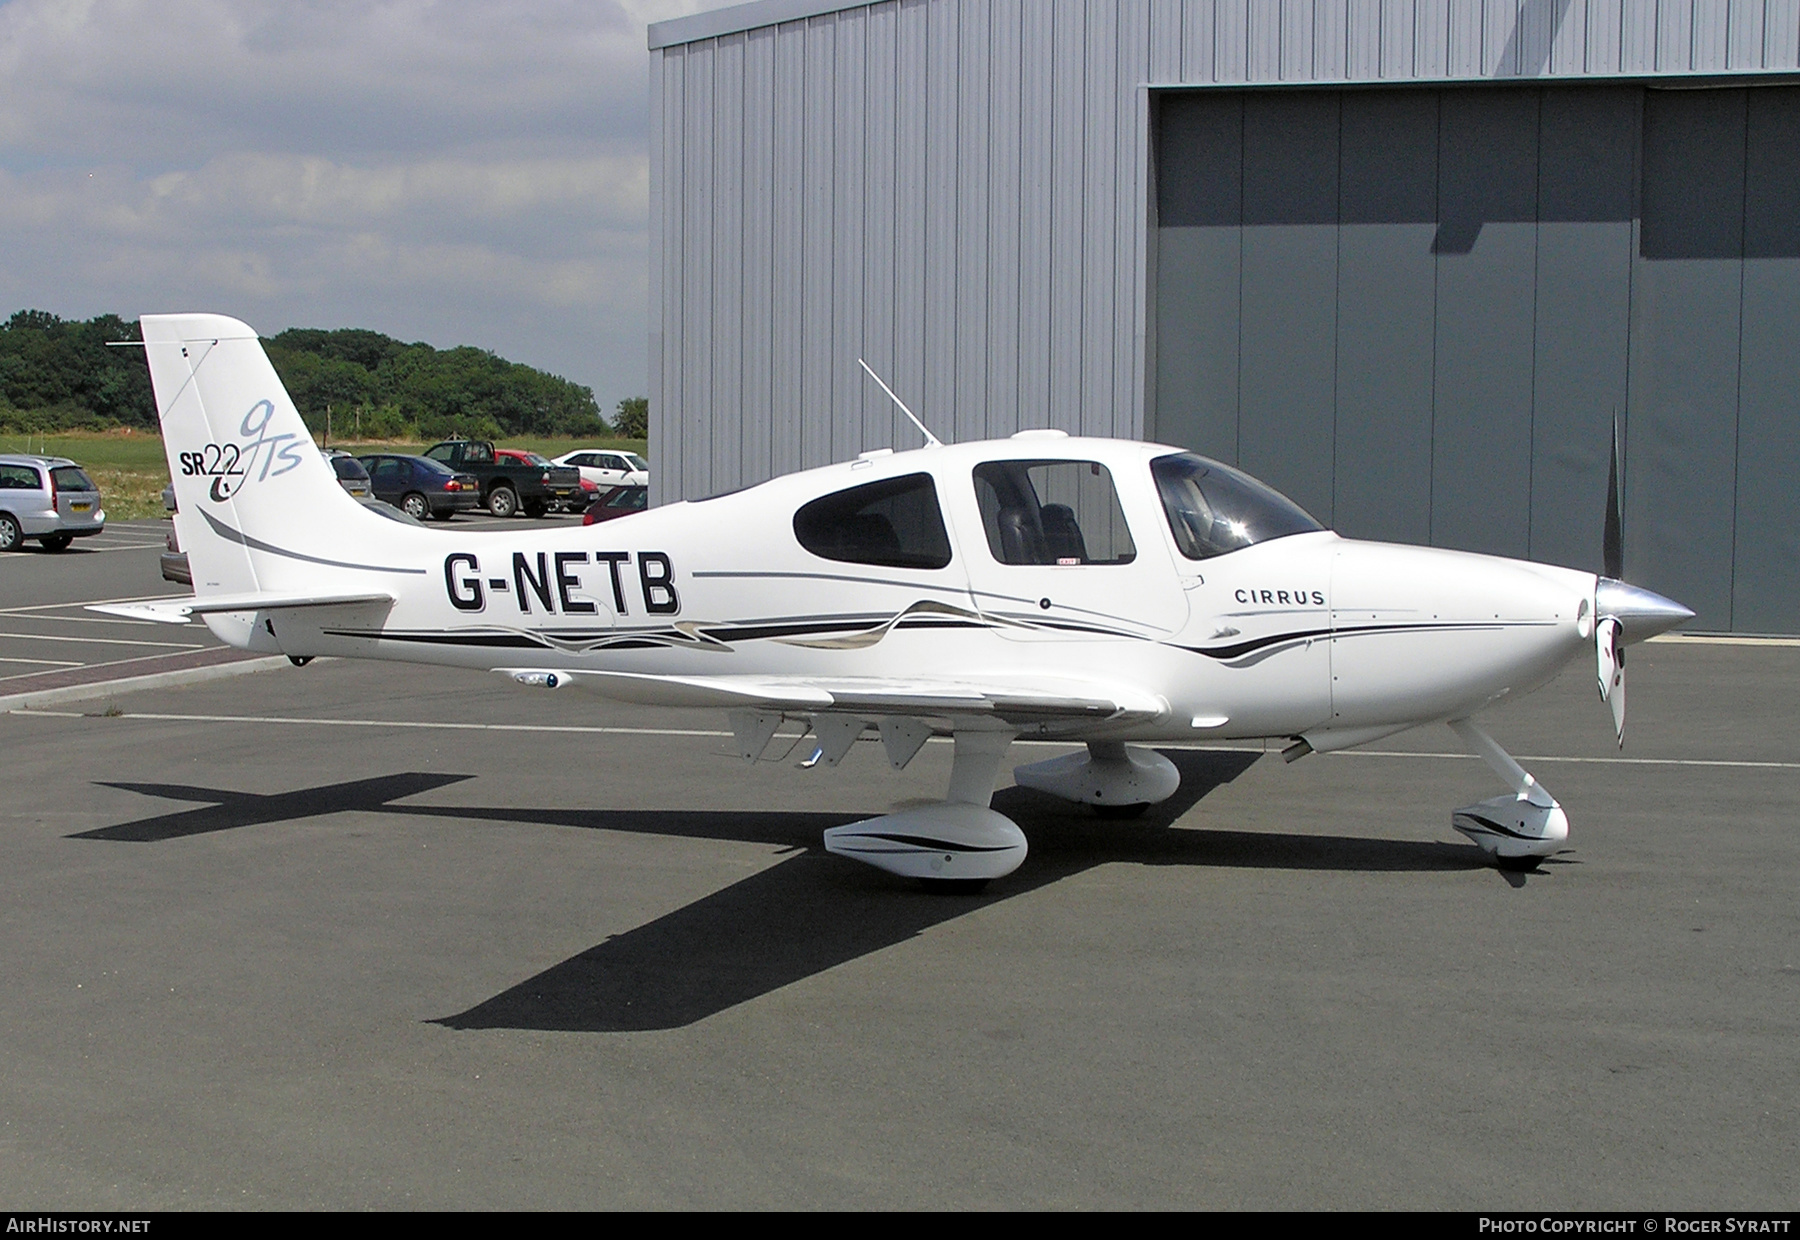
left=141, top=313, right=389, bottom=600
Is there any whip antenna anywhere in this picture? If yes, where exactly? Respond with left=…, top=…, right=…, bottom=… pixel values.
left=857, top=359, right=944, bottom=448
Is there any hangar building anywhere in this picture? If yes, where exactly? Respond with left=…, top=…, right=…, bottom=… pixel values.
left=647, top=0, right=1800, bottom=634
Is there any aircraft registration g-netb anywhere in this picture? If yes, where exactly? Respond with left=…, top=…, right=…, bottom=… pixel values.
left=104, top=313, right=1693, bottom=886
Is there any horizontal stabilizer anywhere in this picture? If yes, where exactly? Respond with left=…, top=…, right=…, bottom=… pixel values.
left=497, top=667, right=1167, bottom=724
left=89, top=591, right=396, bottom=625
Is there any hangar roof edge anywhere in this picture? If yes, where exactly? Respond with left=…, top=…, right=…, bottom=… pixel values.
left=649, top=0, right=864, bottom=50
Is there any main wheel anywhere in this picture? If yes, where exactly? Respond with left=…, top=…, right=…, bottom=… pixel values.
left=522, top=499, right=548, bottom=518
left=1092, top=801, right=1150, bottom=820
left=400, top=492, right=430, bottom=520
left=0, top=513, right=22, bottom=553
left=487, top=486, right=518, bottom=518
left=430, top=507, right=456, bottom=521
left=39, top=533, right=73, bottom=552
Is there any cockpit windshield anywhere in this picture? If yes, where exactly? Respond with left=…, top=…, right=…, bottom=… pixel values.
left=1151, top=452, right=1323, bottom=560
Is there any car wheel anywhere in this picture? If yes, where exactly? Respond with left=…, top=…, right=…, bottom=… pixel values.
left=487, top=486, right=518, bottom=518
left=39, top=533, right=73, bottom=552
left=400, top=492, right=430, bottom=520
left=0, top=513, right=22, bottom=553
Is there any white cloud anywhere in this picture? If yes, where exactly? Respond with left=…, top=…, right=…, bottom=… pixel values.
left=0, top=0, right=712, bottom=409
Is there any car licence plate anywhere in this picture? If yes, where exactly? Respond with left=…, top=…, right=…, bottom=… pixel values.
left=71, top=502, right=91, bottom=512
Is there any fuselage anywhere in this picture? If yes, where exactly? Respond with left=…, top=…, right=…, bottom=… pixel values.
left=208, top=433, right=1596, bottom=747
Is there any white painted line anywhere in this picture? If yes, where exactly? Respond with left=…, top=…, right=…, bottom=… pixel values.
left=0, top=631, right=204, bottom=648
left=9, top=708, right=1797, bottom=771
left=0, top=613, right=161, bottom=627
left=1331, top=748, right=1800, bottom=770
left=0, top=591, right=190, bottom=614
left=1647, top=633, right=1800, bottom=647
left=7, top=711, right=738, bottom=738
left=0, top=656, right=85, bottom=667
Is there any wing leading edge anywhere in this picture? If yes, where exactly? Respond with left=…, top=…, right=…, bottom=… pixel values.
left=494, top=667, right=1169, bottom=725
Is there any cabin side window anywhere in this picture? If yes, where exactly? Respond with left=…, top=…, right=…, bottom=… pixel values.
left=793, top=472, right=954, bottom=570
left=972, top=459, right=1137, bottom=566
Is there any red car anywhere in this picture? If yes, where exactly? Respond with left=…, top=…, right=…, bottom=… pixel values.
left=582, top=484, right=649, bottom=524
left=496, top=448, right=596, bottom=512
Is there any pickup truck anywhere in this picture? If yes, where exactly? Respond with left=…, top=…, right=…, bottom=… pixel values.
left=422, top=440, right=583, bottom=518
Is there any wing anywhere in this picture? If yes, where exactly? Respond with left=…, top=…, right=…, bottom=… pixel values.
left=494, top=667, right=1168, bottom=725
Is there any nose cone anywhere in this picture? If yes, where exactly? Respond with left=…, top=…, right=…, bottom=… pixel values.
left=1596, top=578, right=1695, bottom=644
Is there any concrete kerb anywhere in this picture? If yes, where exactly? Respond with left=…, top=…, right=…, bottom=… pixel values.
left=0, top=655, right=293, bottom=713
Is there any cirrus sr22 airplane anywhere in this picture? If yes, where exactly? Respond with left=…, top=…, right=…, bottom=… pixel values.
left=103, top=313, right=1694, bottom=887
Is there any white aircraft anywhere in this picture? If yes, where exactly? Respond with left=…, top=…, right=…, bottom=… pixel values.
left=102, top=313, right=1692, bottom=887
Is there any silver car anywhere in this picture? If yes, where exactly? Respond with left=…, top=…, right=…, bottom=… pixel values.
left=0, top=454, right=105, bottom=552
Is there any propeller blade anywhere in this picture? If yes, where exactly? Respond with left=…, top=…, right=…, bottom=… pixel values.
left=1603, top=413, right=1624, bottom=580
left=1596, top=615, right=1625, bottom=747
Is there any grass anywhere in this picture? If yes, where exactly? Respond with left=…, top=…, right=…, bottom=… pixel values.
left=1, top=429, right=650, bottom=520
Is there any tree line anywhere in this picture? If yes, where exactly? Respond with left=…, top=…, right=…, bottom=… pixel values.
left=0, top=310, right=646, bottom=440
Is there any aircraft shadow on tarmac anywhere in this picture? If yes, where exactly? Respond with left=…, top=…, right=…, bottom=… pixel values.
left=74, top=772, right=478, bottom=842
left=79, top=750, right=1498, bottom=1033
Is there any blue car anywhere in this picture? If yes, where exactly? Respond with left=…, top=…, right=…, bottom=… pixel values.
left=357, top=454, right=481, bottom=521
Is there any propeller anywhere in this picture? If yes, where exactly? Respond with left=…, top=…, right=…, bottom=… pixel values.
left=1593, top=412, right=1694, bottom=748
left=1597, top=614, right=1625, bottom=745
left=1603, top=412, right=1623, bottom=581
left=1598, top=415, right=1626, bottom=746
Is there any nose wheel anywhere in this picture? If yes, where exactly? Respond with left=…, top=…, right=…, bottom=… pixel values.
left=1447, top=718, right=1568, bottom=863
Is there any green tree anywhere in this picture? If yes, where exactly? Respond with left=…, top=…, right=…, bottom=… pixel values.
left=614, top=396, right=648, bottom=439
left=0, top=310, right=153, bottom=429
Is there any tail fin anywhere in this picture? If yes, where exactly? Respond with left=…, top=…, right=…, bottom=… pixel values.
left=143, top=313, right=382, bottom=596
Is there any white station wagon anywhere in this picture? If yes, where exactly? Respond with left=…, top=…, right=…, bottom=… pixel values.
left=550, top=449, right=649, bottom=490
left=0, top=454, right=105, bottom=552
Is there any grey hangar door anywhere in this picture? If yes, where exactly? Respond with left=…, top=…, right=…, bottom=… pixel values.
left=1152, top=84, right=1800, bottom=635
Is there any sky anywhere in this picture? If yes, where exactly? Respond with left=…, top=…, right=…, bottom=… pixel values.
left=0, top=0, right=713, bottom=415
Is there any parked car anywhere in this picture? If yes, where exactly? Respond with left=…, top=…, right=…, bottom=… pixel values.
left=323, top=450, right=373, bottom=499
left=159, top=449, right=376, bottom=581
left=582, top=483, right=649, bottom=525
left=553, top=448, right=649, bottom=490
left=0, top=454, right=105, bottom=552
left=357, top=453, right=481, bottom=521
left=495, top=448, right=595, bottom=512
left=422, top=439, right=582, bottom=518
left=161, top=495, right=420, bottom=584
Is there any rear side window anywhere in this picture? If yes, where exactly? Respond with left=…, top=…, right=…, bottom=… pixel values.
left=330, top=457, right=369, bottom=482
left=793, top=473, right=953, bottom=570
left=50, top=467, right=95, bottom=492
left=0, top=464, right=41, bottom=490
left=973, top=459, right=1136, bottom=566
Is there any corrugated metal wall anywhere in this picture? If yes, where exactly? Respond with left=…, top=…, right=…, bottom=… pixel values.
left=651, top=3, right=1800, bottom=596
left=1152, top=83, right=1800, bottom=634
left=652, top=0, right=1159, bottom=504
left=652, top=0, right=1800, bottom=505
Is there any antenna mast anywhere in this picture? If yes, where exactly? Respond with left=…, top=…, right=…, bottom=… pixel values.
left=857, top=359, right=944, bottom=448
